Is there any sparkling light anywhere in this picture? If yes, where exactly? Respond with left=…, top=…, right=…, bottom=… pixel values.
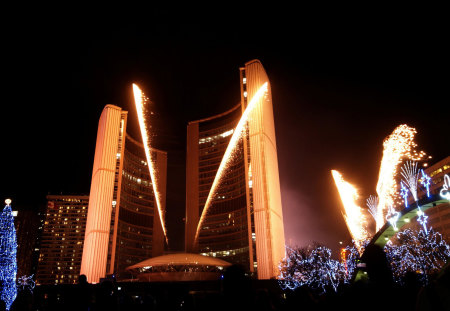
left=420, top=169, right=431, bottom=198
left=385, top=227, right=450, bottom=285
left=17, top=275, right=35, bottom=292
left=440, top=174, right=450, bottom=200
left=278, top=245, right=347, bottom=293
left=331, top=170, right=370, bottom=254
left=417, top=209, right=429, bottom=234
left=194, top=82, right=268, bottom=243
left=0, top=201, right=17, bottom=310
left=386, top=204, right=400, bottom=231
left=375, top=125, right=425, bottom=231
left=401, top=161, right=420, bottom=202
left=400, top=182, right=409, bottom=208
left=366, top=195, right=379, bottom=222
left=132, top=83, right=167, bottom=243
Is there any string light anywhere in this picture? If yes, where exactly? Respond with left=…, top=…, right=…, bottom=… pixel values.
left=0, top=199, right=17, bottom=310
left=386, top=204, right=400, bottom=231
left=420, top=169, right=431, bottom=198
left=17, top=275, right=35, bottom=293
left=278, top=245, right=348, bottom=293
left=385, top=227, right=450, bottom=285
left=400, top=182, right=409, bottom=208
left=440, top=174, right=450, bottom=200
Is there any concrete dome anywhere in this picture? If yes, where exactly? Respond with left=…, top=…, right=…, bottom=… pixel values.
left=126, top=253, right=232, bottom=282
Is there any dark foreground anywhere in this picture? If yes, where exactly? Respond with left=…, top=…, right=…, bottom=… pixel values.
left=7, top=272, right=450, bottom=311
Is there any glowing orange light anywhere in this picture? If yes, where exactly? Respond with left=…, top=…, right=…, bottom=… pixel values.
left=194, top=82, right=268, bottom=243
left=132, top=83, right=167, bottom=243
left=332, top=170, right=369, bottom=254
left=375, top=124, right=425, bottom=231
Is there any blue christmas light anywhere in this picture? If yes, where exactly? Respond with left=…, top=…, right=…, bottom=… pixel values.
left=385, top=227, right=450, bottom=285
left=440, top=174, right=450, bottom=200
left=417, top=208, right=429, bottom=234
left=17, top=275, right=35, bottom=293
left=400, top=181, right=409, bottom=208
left=278, top=245, right=348, bottom=293
left=0, top=199, right=18, bottom=311
left=420, top=169, right=431, bottom=198
left=386, top=205, right=400, bottom=231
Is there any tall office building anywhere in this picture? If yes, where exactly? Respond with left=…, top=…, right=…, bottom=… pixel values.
left=36, top=195, right=89, bottom=285
left=81, top=105, right=167, bottom=283
left=185, top=60, right=285, bottom=279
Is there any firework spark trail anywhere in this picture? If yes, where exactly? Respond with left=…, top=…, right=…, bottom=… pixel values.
left=132, top=83, right=168, bottom=243
left=375, top=124, right=425, bottom=231
left=331, top=170, right=370, bottom=254
left=194, top=82, right=268, bottom=244
left=401, top=161, right=420, bottom=202
left=366, top=195, right=378, bottom=222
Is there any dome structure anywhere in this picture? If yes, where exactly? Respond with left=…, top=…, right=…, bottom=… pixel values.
left=126, top=253, right=232, bottom=282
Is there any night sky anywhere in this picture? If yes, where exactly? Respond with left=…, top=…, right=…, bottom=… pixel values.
left=2, top=5, right=449, bottom=255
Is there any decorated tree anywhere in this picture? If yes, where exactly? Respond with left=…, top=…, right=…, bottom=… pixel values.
left=385, top=227, right=450, bottom=285
left=0, top=199, right=17, bottom=310
left=279, top=244, right=348, bottom=293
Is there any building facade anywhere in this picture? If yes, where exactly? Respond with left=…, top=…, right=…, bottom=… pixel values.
left=12, top=207, right=41, bottom=279
left=185, top=60, right=285, bottom=279
left=81, top=105, right=166, bottom=283
left=420, top=156, right=450, bottom=240
left=36, top=195, right=89, bottom=285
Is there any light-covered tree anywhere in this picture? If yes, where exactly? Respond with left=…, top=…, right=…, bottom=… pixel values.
left=385, top=227, right=450, bottom=285
left=0, top=200, right=18, bottom=310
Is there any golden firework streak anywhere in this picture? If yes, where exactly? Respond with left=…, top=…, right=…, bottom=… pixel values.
left=375, top=124, right=425, bottom=231
left=331, top=170, right=369, bottom=254
left=194, top=82, right=268, bottom=244
left=133, top=83, right=168, bottom=244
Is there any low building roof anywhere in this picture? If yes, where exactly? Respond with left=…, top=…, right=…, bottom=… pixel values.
left=126, top=253, right=232, bottom=270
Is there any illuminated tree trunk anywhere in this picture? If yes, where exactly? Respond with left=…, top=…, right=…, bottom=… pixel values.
left=0, top=201, right=17, bottom=310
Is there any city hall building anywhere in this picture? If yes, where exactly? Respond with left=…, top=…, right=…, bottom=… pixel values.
left=80, top=105, right=167, bottom=283
left=185, top=60, right=286, bottom=279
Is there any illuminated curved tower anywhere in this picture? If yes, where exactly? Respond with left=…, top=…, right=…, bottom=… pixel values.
left=81, top=105, right=166, bottom=283
left=186, top=60, right=285, bottom=279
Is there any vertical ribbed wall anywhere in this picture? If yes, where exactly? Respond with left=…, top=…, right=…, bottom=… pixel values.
left=243, top=60, right=285, bottom=279
left=81, top=105, right=122, bottom=283
left=153, top=150, right=167, bottom=257
left=185, top=122, right=199, bottom=253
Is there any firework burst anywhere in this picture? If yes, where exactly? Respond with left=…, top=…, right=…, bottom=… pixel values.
left=375, top=124, right=425, bottom=231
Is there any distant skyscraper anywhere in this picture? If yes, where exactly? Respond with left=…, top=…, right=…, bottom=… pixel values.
left=12, top=207, right=40, bottom=279
left=36, top=195, right=89, bottom=285
left=81, top=105, right=167, bottom=283
left=185, top=60, right=285, bottom=279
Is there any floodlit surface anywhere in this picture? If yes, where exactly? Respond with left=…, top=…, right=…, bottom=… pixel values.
left=133, top=83, right=167, bottom=243
left=375, top=124, right=425, bottom=231
left=331, top=170, right=370, bottom=254
left=194, top=82, right=268, bottom=243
